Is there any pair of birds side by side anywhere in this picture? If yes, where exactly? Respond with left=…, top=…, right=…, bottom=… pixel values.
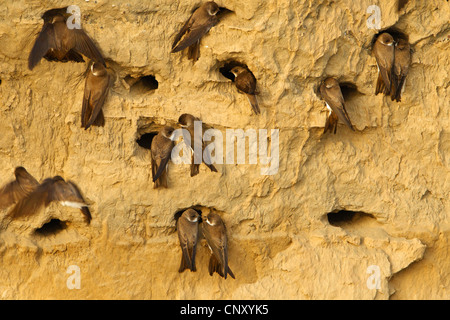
left=151, top=113, right=218, bottom=188
left=177, top=209, right=235, bottom=279
left=28, top=7, right=112, bottom=131
left=0, top=167, right=91, bottom=225
left=373, top=32, right=411, bottom=102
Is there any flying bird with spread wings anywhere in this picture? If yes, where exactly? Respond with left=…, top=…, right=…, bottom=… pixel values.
left=3, top=172, right=91, bottom=224
left=28, top=7, right=105, bottom=70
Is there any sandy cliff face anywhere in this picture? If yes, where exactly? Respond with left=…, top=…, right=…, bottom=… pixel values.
left=0, top=0, right=449, bottom=299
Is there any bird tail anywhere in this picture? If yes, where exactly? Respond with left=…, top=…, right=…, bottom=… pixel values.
left=375, top=72, right=385, bottom=95
left=246, top=94, right=260, bottom=114
left=187, top=41, right=200, bottom=61
left=324, top=112, right=338, bottom=134
left=205, top=163, right=218, bottom=173
left=190, top=163, right=200, bottom=177
left=390, top=74, right=405, bottom=102
left=81, top=207, right=92, bottom=224
left=208, top=254, right=235, bottom=279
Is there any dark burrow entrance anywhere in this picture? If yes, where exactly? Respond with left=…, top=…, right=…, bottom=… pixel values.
left=34, top=219, right=68, bottom=237
left=125, top=75, right=158, bottom=94
left=327, top=210, right=376, bottom=227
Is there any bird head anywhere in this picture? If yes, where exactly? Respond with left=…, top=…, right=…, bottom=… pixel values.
left=205, top=2, right=220, bottom=16
left=161, top=126, right=175, bottom=141
left=323, top=77, right=339, bottom=89
left=184, top=209, right=200, bottom=223
left=91, top=62, right=107, bottom=76
left=178, top=113, right=196, bottom=127
left=378, top=33, right=395, bottom=46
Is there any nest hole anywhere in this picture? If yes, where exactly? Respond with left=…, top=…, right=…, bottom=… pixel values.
left=219, top=60, right=249, bottom=81
left=125, top=75, right=158, bottom=94
left=327, top=210, right=375, bottom=227
left=339, top=82, right=362, bottom=100
left=34, top=219, right=67, bottom=237
left=136, top=132, right=157, bottom=150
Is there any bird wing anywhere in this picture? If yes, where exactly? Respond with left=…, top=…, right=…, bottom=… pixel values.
left=0, top=180, right=28, bottom=210
left=0, top=170, right=39, bottom=210
left=49, top=180, right=91, bottom=223
left=236, top=72, right=257, bottom=94
left=171, top=15, right=194, bottom=52
left=7, top=179, right=53, bottom=219
left=83, top=74, right=110, bottom=129
left=28, top=23, right=56, bottom=70
left=72, top=28, right=105, bottom=66
left=152, top=139, right=174, bottom=183
left=177, top=220, right=198, bottom=270
left=321, top=86, right=354, bottom=131
left=375, top=46, right=393, bottom=92
left=152, top=152, right=172, bottom=183
left=171, top=15, right=218, bottom=53
left=203, top=223, right=227, bottom=268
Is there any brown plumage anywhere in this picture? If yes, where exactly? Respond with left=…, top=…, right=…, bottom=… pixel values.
left=202, top=212, right=235, bottom=279
left=323, top=109, right=339, bottom=134
left=7, top=176, right=91, bottom=224
left=81, top=62, right=111, bottom=129
left=177, top=209, right=200, bottom=273
left=0, top=167, right=39, bottom=210
left=28, top=7, right=105, bottom=70
left=230, top=66, right=260, bottom=114
left=373, top=33, right=395, bottom=96
left=390, top=38, right=411, bottom=102
left=151, top=126, right=175, bottom=188
left=319, top=78, right=354, bottom=133
left=178, top=113, right=218, bottom=176
left=171, top=1, right=220, bottom=61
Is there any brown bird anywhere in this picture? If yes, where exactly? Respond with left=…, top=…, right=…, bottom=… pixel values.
left=81, top=62, right=111, bottom=129
left=28, top=7, right=105, bottom=70
left=7, top=176, right=91, bottom=224
left=151, top=126, right=176, bottom=188
left=177, top=209, right=201, bottom=273
left=171, top=1, right=220, bottom=61
left=178, top=113, right=218, bottom=176
left=230, top=66, right=260, bottom=114
left=390, top=38, right=411, bottom=102
left=202, top=212, right=235, bottom=279
left=373, top=32, right=395, bottom=95
left=0, top=167, right=39, bottom=210
left=319, top=78, right=354, bottom=134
